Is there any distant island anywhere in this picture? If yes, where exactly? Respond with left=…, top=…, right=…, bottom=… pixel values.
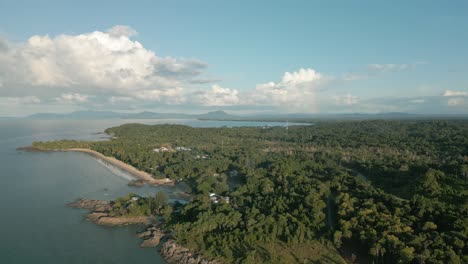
left=22, top=120, right=468, bottom=263
left=26, top=110, right=239, bottom=120
left=22, top=110, right=468, bottom=122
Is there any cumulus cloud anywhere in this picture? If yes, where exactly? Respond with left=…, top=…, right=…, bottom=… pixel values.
left=441, top=90, right=467, bottom=107
left=0, top=26, right=208, bottom=104
left=333, top=93, right=358, bottom=105
left=55, top=93, right=89, bottom=104
left=107, top=25, right=137, bottom=38
left=2, top=27, right=455, bottom=115
left=248, top=68, right=325, bottom=112
left=0, top=37, right=8, bottom=52
left=193, top=84, right=240, bottom=106
left=443, top=90, right=467, bottom=97
left=135, top=87, right=186, bottom=104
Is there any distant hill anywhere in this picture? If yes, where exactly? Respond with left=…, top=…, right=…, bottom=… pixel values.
left=26, top=110, right=237, bottom=120
left=24, top=110, right=468, bottom=121
left=28, top=113, right=66, bottom=119
left=195, top=110, right=237, bottom=120
left=125, top=111, right=193, bottom=119
left=28, top=111, right=122, bottom=119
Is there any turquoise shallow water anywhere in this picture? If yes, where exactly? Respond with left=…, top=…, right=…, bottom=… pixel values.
left=0, top=119, right=297, bottom=264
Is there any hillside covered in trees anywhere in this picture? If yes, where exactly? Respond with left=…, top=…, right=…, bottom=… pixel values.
left=33, top=120, right=468, bottom=263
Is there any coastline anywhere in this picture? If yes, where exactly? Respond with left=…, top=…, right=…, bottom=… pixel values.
left=69, top=199, right=151, bottom=226
left=19, top=147, right=174, bottom=186
left=19, top=145, right=218, bottom=263
left=70, top=198, right=220, bottom=264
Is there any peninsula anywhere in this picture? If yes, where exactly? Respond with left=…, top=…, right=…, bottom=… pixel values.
left=25, top=121, right=468, bottom=263
left=19, top=145, right=174, bottom=186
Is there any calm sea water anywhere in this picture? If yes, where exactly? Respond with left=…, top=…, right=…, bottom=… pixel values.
left=0, top=118, right=298, bottom=264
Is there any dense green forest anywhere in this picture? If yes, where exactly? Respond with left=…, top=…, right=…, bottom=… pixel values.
left=33, top=120, right=468, bottom=263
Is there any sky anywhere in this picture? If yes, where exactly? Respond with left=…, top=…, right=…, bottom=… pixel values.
left=0, top=0, right=467, bottom=116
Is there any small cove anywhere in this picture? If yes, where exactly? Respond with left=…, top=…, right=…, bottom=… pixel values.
left=0, top=118, right=306, bottom=263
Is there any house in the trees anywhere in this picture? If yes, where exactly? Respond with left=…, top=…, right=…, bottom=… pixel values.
left=153, top=146, right=171, bottom=153
left=209, top=193, right=230, bottom=204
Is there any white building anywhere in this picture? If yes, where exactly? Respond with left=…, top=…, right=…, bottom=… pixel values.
left=153, top=146, right=171, bottom=153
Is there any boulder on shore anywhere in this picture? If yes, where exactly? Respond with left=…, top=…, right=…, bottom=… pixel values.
left=138, top=225, right=164, bottom=247
left=160, top=240, right=222, bottom=264
left=85, top=212, right=108, bottom=222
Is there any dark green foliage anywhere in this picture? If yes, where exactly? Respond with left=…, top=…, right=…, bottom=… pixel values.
left=110, top=193, right=151, bottom=217
left=33, top=120, right=468, bottom=263
left=32, top=140, right=92, bottom=149
left=109, top=192, right=171, bottom=219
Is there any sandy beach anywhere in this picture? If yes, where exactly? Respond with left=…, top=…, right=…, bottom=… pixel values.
left=66, top=148, right=174, bottom=186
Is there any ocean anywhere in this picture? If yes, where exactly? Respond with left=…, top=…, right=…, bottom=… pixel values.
left=0, top=118, right=297, bottom=264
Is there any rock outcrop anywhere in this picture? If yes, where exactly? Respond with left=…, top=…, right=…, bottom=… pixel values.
left=68, top=199, right=111, bottom=211
left=137, top=225, right=164, bottom=247
left=69, top=198, right=150, bottom=226
left=94, top=216, right=149, bottom=226
left=85, top=212, right=108, bottom=222
left=160, top=240, right=222, bottom=264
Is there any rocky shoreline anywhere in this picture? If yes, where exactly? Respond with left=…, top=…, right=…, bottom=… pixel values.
left=69, top=198, right=222, bottom=264
left=69, top=198, right=111, bottom=210
left=69, top=198, right=151, bottom=226
left=137, top=225, right=164, bottom=248
left=160, top=240, right=222, bottom=264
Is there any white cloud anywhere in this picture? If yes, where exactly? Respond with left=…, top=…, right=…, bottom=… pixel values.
left=5, top=96, right=41, bottom=104
left=193, top=84, right=240, bottom=106
left=0, top=37, right=8, bottom=52
left=0, top=26, right=208, bottom=104
left=248, top=68, right=325, bottom=112
left=442, top=90, right=468, bottom=106
left=281, top=68, right=323, bottom=84
left=3, top=27, right=455, bottom=115
left=443, top=90, right=467, bottom=97
left=135, top=87, right=186, bottom=104
left=107, top=25, right=137, bottom=38
left=333, top=93, right=358, bottom=105
left=409, top=98, right=425, bottom=104
left=368, top=63, right=408, bottom=72
left=447, top=97, right=465, bottom=106
left=55, top=93, right=89, bottom=104
left=343, top=74, right=366, bottom=81
left=109, top=96, right=134, bottom=104
left=368, top=62, right=426, bottom=73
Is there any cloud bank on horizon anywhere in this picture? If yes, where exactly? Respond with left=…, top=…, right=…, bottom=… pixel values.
left=0, top=25, right=466, bottom=116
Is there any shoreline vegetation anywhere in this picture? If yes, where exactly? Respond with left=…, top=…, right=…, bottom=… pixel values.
left=17, top=146, right=174, bottom=186
left=68, top=199, right=151, bottom=226
left=17, top=121, right=468, bottom=263
left=69, top=197, right=220, bottom=264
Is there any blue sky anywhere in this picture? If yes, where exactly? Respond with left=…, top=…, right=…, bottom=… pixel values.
left=0, top=0, right=467, bottom=116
